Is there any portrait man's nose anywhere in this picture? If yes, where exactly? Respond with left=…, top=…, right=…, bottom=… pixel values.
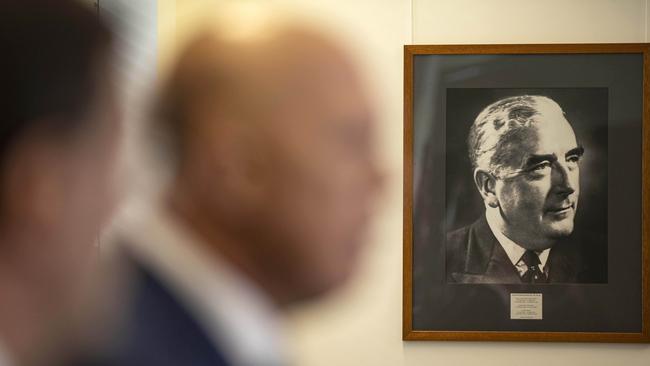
left=551, top=160, right=578, bottom=197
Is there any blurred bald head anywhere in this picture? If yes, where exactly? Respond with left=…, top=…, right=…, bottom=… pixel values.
left=159, top=8, right=382, bottom=305
left=159, top=16, right=362, bottom=162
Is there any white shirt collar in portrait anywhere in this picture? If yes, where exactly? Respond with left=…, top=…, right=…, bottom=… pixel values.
left=114, top=202, right=289, bottom=366
left=485, top=207, right=550, bottom=276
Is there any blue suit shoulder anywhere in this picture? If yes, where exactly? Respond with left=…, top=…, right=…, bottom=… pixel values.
left=70, top=253, right=232, bottom=366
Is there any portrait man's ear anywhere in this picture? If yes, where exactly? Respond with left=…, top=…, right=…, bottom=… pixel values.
left=473, top=169, right=499, bottom=208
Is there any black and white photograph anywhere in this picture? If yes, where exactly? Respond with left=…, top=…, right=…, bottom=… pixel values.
left=445, top=88, right=608, bottom=285
left=403, top=44, right=650, bottom=342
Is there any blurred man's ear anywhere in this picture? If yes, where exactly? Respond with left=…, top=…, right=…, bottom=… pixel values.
left=189, top=113, right=269, bottom=214
left=219, top=131, right=268, bottom=204
left=473, top=168, right=499, bottom=208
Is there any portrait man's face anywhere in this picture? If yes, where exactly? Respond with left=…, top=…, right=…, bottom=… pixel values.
left=494, top=106, right=582, bottom=249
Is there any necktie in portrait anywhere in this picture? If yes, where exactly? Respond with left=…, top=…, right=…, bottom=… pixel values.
left=520, top=250, right=548, bottom=283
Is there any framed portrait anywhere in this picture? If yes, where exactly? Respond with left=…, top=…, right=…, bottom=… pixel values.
left=403, top=44, right=650, bottom=342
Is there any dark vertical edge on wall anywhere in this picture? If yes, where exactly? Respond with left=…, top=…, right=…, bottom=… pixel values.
left=642, top=44, right=650, bottom=342
left=403, top=45, right=414, bottom=340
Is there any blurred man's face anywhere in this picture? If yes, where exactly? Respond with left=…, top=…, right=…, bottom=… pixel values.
left=60, top=61, right=122, bottom=257
left=183, top=34, right=382, bottom=304
left=14, top=57, right=122, bottom=297
left=494, top=112, right=581, bottom=250
left=256, top=55, right=382, bottom=300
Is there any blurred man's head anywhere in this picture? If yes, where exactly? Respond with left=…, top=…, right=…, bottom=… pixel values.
left=468, top=96, right=582, bottom=250
left=0, top=0, right=120, bottom=317
left=159, top=13, right=382, bottom=305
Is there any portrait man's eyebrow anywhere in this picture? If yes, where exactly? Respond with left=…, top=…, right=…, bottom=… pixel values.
left=521, top=146, right=584, bottom=171
left=445, top=94, right=601, bottom=285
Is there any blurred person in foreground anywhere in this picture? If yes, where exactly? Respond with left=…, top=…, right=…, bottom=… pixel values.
left=0, top=1, right=121, bottom=365
left=100, top=6, right=383, bottom=366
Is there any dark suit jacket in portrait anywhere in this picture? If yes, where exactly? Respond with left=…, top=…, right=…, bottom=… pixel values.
left=446, top=216, right=603, bottom=284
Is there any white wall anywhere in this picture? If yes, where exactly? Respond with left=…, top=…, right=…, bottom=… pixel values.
left=412, top=0, right=648, bottom=44
left=154, top=1, right=650, bottom=365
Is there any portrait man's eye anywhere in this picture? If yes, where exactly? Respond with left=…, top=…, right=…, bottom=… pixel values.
left=566, top=154, right=582, bottom=164
left=530, top=161, right=551, bottom=173
left=565, top=146, right=585, bottom=168
left=521, top=157, right=555, bottom=178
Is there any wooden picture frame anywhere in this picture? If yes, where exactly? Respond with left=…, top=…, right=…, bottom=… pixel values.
left=403, top=44, right=650, bottom=342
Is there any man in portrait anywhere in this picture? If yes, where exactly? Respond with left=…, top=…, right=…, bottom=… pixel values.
left=446, top=95, right=596, bottom=284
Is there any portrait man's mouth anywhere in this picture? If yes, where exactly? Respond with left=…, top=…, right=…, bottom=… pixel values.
left=545, top=202, right=575, bottom=216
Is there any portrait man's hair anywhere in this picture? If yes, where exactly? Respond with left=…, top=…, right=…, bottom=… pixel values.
left=467, top=95, right=567, bottom=178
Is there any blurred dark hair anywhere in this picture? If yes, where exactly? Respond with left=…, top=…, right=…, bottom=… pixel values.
left=0, top=0, right=113, bottom=157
